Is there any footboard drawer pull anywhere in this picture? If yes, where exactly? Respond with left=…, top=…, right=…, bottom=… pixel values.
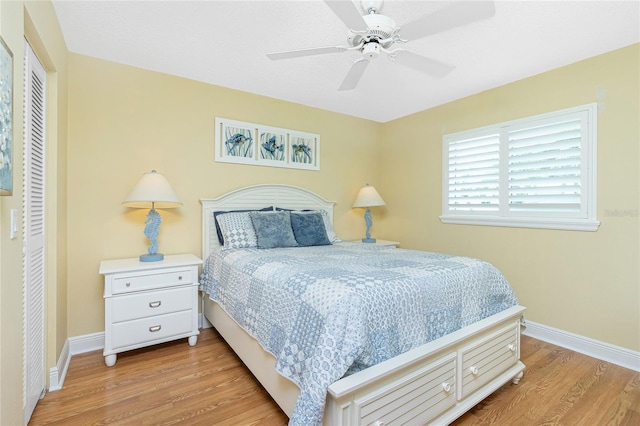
left=459, top=321, right=521, bottom=399
left=351, top=352, right=457, bottom=425
left=373, top=421, right=385, bottom=426
left=149, top=325, right=162, bottom=332
left=149, top=301, right=162, bottom=308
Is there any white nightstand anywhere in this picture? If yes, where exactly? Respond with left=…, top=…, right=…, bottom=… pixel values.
left=99, top=253, right=203, bottom=367
left=355, top=239, right=400, bottom=247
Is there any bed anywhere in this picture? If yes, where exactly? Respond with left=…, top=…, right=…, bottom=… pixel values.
left=200, top=184, right=525, bottom=426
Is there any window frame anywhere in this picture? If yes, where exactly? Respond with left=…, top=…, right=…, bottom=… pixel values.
left=440, top=103, right=600, bottom=231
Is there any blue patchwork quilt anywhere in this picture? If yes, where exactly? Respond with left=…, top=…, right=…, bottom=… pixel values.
left=200, top=242, right=518, bottom=426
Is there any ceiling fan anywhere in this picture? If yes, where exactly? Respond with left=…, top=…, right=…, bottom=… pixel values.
left=266, top=0, right=495, bottom=91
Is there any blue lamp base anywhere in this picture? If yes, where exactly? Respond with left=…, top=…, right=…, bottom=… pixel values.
left=362, top=238, right=377, bottom=243
left=140, top=207, right=164, bottom=262
left=140, top=253, right=164, bottom=262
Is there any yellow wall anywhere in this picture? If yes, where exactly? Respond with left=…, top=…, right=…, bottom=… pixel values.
left=66, top=53, right=384, bottom=336
left=380, top=44, right=640, bottom=352
left=67, top=44, right=639, bottom=352
left=0, top=0, right=68, bottom=424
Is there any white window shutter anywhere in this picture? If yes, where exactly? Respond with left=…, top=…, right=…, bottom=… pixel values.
left=507, top=113, right=584, bottom=216
left=441, top=104, right=599, bottom=231
left=446, top=132, right=500, bottom=213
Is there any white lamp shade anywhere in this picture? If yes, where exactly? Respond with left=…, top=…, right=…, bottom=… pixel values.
left=122, top=170, right=182, bottom=209
left=352, top=184, right=386, bottom=208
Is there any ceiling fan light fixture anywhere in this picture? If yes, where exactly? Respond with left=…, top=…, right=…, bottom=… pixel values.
left=347, top=32, right=363, bottom=47
left=362, top=42, right=380, bottom=59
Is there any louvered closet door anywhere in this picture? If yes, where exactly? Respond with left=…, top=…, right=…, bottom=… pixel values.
left=23, top=39, right=47, bottom=425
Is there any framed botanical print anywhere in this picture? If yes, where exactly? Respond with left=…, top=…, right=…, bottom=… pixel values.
left=0, top=36, right=13, bottom=195
left=258, top=127, right=287, bottom=167
left=215, top=118, right=256, bottom=166
left=215, top=117, right=320, bottom=171
left=289, top=132, right=319, bottom=171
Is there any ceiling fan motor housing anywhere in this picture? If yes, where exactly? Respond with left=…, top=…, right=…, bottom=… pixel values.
left=347, top=13, right=398, bottom=48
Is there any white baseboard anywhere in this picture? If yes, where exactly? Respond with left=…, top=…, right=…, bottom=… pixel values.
left=48, top=332, right=104, bottom=392
left=48, top=339, right=69, bottom=391
left=49, top=318, right=639, bottom=392
left=522, top=320, right=640, bottom=372
left=69, top=331, right=104, bottom=354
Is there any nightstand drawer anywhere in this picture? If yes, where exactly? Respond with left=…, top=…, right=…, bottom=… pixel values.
left=111, top=310, right=193, bottom=349
left=112, top=269, right=193, bottom=294
left=111, top=286, right=193, bottom=322
left=459, top=322, right=519, bottom=399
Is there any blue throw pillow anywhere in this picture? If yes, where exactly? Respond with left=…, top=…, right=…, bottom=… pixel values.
left=290, top=212, right=331, bottom=247
left=249, top=211, right=298, bottom=249
left=276, top=208, right=341, bottom=243
left=214, top=206, right=272, bottom=245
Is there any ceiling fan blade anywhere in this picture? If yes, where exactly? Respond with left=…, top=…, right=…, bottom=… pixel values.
left=400, top=1, right=495, bottom=41
left=339, top=59, right=370, bottom=91
left=324, top=0, right=369, bottom=32
left=267, top=46, right=348, bottom=60
left=390, top=50, right=455, bottom=78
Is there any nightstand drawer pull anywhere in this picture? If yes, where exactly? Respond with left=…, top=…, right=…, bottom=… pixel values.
left=112, top=269, right=194, bottom=294
left=110, top=287, right=193, bottom=322
left=149, top=325, right=162, bottom=332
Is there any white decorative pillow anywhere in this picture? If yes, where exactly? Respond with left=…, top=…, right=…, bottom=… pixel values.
left=216, top=212, right=257, bottom=249
left=318, top=210, right=341, bottom=243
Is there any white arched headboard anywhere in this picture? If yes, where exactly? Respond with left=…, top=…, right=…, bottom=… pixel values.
left=200, top=184, right=336, bottom=258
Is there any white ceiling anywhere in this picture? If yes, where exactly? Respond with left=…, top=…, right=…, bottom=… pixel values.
left=52, top=0, right=639, bottom=123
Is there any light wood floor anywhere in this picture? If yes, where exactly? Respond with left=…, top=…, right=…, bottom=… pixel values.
left=29, top=328, right=640, bottom=425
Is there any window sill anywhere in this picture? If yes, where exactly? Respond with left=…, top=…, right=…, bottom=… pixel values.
left=439, top=215, right=600, bottom=232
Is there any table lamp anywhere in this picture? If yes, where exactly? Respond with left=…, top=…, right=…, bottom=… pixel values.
left=352, top=183, right=385, bottom=243
left=122, top=170, right=182, bottom=262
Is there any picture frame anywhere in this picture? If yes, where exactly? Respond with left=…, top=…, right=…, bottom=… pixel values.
left=289, top=132, right=320, bottom=171
left=258, top=127, right=287, bottom=166
left=0, top=36, right=13, bottom=196
left=215, top=117, right=256, bottom=166
left=215, top=117, right=320, bottom=171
